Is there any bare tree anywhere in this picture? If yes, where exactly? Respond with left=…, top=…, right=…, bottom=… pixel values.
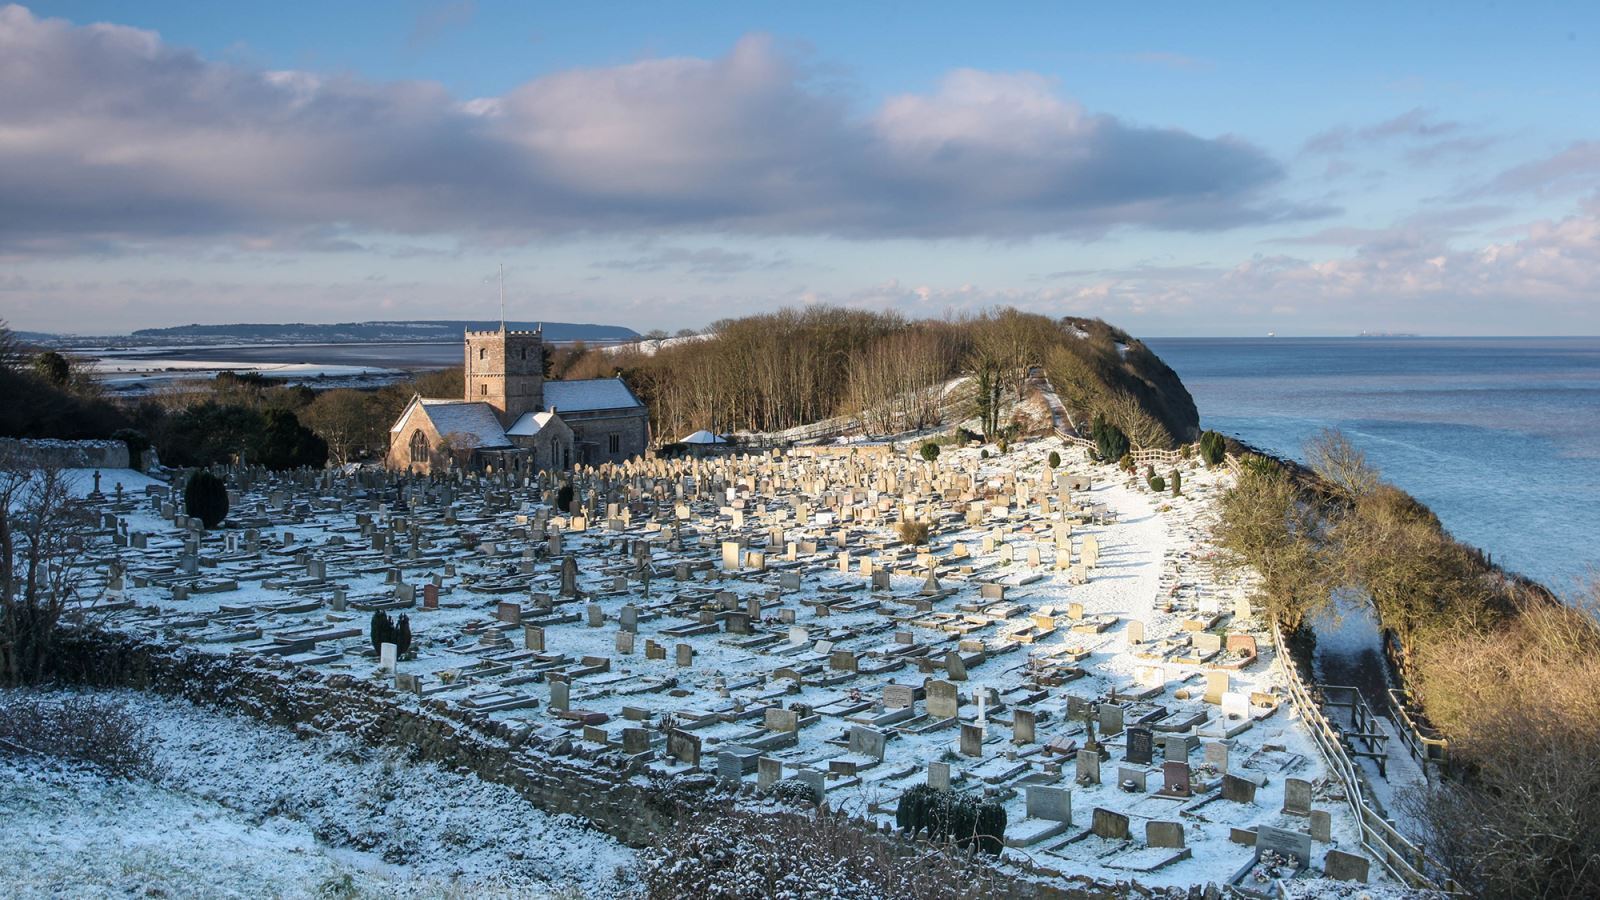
left=1305, top=428, right=1380, bottom=499
left=0, top=449, right=94, bottom=686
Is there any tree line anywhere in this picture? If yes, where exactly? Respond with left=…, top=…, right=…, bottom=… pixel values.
left=556, top=306, right=1198, bottom=447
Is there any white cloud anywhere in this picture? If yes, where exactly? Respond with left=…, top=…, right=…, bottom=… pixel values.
left=0, top=6, right=1302, bottom=256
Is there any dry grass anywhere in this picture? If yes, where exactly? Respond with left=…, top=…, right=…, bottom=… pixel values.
left=896, top=520, right=931, bottom=546
left=1406, top=594, right=1600, bottom=898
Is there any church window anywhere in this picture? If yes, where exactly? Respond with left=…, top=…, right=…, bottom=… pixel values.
left=409, top=429, right=428, bottom=464
left=479, top=347, right=486, bottom=360
left=608, top=433, right=621, bottom=454
left=480, top=383, right=487, bottom=396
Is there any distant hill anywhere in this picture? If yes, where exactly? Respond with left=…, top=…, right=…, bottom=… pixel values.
left=124, top=321, right=639, bottom=344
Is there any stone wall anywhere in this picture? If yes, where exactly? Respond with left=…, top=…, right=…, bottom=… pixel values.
left=49, top=630, right=1194, bottom=900
left=0, top=437, right=130, bottom=470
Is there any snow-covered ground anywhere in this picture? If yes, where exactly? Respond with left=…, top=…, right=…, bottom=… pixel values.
left=53, top=433, right=1430, bottom=895
left=0, top=691, right=637, bottom=899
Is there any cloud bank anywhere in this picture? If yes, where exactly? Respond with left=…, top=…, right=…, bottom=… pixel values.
left=0, top=4, right=1304, bottom=255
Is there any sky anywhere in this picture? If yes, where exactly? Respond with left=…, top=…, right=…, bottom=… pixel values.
left=2, top=1, right=1598, bottom=336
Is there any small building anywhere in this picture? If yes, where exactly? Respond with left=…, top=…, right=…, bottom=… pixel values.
left=387, top=325, right=648, bottom=475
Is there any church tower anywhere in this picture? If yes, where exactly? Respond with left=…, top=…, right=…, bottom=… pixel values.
left=463, top=325, right=544, bottom=426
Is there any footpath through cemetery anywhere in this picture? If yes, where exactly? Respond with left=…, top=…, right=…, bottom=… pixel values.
left=68, top=436, right=1401, bottom=893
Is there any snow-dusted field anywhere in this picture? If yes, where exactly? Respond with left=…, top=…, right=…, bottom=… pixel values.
left=0, top=691, right=637, bottom=899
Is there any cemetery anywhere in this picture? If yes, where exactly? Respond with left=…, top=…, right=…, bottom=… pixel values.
left=54, top=434, right=1408, bottom=894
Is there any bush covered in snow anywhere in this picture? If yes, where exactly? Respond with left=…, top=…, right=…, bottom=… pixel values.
left=0, top=690, right=155, bottom=778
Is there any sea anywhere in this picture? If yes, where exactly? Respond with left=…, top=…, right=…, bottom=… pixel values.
left=1145, top=336, right=1600, bottom=598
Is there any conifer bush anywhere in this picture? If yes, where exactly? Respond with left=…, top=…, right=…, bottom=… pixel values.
left=183, top=470, right=229, bottom=529
left=1047, top=451, right=1061, bottom=469
left=1170, top=469, right=1181, bottom=496
left=919, top=442, right=940, bottom=462
left=369, top=611, right=412, bottom=656
left=1091, top=415, right=1129, bottom=462
left=1148, top=474, right=1166, bottom=492
left=1198, top=430, right=1225, bottom=466
left=894, top=784, right=1006, bottom=855
left=556, top=482, right=575, bottom=513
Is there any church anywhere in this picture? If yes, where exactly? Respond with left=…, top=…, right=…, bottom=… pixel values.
left=386, top=325, right=649, bottom=475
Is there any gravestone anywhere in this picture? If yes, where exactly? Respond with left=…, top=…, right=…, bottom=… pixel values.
left=524, top=625, right=545, bottom=652
left=676, top=643, right=694, bottom=667
left=883, top=683, right=915, bottom=710
left=1025, top=785, right=1072, bottom=823
left=925, top=680, right=960, bottom=719
left=497, top=601, right=521, bottom=625
left=1091, top=807, right=1130, bottom=840
left=1126, top=727, right=1154, bottom=765
left=717, top=746, right=761, bottom=780
left=1159, top=761, right=1192, bottom=798
left=1163, top=735, right=1189, bottom=763
left=1204, top=670, right=1230, bottom=704
left=764, top=707, right=798, bottom=733
left=944, top=651, right=968, bottom=681
left=622, top=727, right=651, bottom=755
left=1117, top=767, right=1148, bottom=792
left=1310, top=809, right=1332, bottom=842
left=549, top=679, right=570, bottom=712
left=1012, top=707, right=1036, bottom=744
left=927, top=761, right=951, bottom=790
left=1203, top=740, right=1229, bottom=771
left=1126, top=620, right=1145, bottom=644
left=757, top=757, right=783, bottom=790
left=1222, top=773, right=1257, bottom=803
left=1075, top=748, right=1101, bottom=785
left=1098, top=703, right=1124, bottom=737
left=379, top=642, right=397, bottom=674
left=666, top=729, right=702, bottom=767
left=1323, top=849, right=1370, bottom=883
left=1146, top=820, right=1185, bottom=849
left=1283, top=777, right=1313, bottom=816
left=847, top=726, right=887, bottom=761
left=959, top=723, right=984, bottom=757
left=1255, top=825, right=1312, bottom=869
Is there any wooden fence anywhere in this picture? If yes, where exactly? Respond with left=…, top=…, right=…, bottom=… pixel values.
left=1269, top=620, right=1451, bottom=891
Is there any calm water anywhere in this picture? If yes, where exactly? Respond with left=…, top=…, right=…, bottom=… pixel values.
left=1146, top=337, right=1600, bottom=596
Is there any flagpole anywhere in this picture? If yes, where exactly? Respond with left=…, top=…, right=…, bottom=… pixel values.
left=499, top=263, right=505, bottom=331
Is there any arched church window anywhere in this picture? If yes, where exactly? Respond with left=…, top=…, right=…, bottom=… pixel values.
left=479, top=347, right=486, bottom=360
left=409, top=430, right=428, bottom=464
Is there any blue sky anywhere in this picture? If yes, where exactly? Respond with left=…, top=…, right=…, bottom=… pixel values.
left=3, top=1, right=1598, bottom=335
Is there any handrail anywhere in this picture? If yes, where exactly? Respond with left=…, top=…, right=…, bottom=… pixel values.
left=1269, top=620, right=1450, bottom=890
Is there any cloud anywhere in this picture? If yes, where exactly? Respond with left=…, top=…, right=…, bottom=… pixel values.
left=1303, top=107, right=1466, bottom=156
left=590, top=245, right=789, bottom=274
left=0, top=5, right=1305, bottom=256
left=407, top=0, right=476, bottom=51
left=1476, top=141, right=1600, bottom=197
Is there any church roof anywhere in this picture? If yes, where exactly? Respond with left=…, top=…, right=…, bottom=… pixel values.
left=543, top=378, right=644, bottom=413
left=412, top=399, right=512, bottom=448
left=506, top=410, right=562, bottom=436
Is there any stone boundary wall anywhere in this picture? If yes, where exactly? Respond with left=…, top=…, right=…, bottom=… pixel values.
left=47, top=630, right=1171, bottom=900
left=0, top=437, right=130, bottom=470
